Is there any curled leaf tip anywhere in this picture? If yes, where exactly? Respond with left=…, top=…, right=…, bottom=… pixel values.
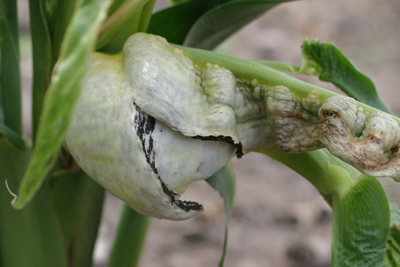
left=4, top=180, right=18, bottom=205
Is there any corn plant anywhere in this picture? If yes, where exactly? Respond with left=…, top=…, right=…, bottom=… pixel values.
left=1, top=0, right=400, bottom=266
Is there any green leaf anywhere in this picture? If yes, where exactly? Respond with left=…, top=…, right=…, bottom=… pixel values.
left=0, top=138, right=68, bottom=267
left=206, top=163, right=236, bottom=267
left=51, top=170, right=105, bottom=267
left=109, top=204, right=150, bottom=267
left=107, top=0, right=128, bottom=15
left=0, top=0, right=22, bottom=134
left=96, top=0, right=149, bottom=50
left=11, top=0, right=111, bottom=209
left=148, top=0, right=229, bottom=45
left=100, top=0, right=156, bottom=53
left=29, top=0, right=53, bottom=140
left=386, top=227, right=400, bottom=267
left=47, top=0, right=78, bottom=67
left=167, top=0, right=192, bottom=5
left=149, top=0, right=293, bottom=49
left=301, top=39, right=391, bottom=113
left=137, top=0, right=156, bottom=32
left=183, top=0, right=294, bottom=50
left=97, top=0, right=155, bottom=54
left=98, top=6, right=143, bottom=53
left=331, top=175, right=390, bottom=267
left=0, top=123, right=26, bottom=150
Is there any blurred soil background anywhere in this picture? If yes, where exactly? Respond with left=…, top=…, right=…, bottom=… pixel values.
left=17, top=0, right=400, bottom=266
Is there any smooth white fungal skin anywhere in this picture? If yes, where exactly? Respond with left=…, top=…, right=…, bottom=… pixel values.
left=153, top=120, right=235, bottom=194
left=65, top=53, right=234, bottom=220
left=123, top=33, right=237, bottom=141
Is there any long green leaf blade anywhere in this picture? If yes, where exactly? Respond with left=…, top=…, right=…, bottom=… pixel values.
left=47, top=0, right=78, bottom=67
left=107, top=0, right=128, bottom=15
left=96, top=0, right=149, bottom=50
left=331, top=175, right=390, bottom=267
left=96, top=0, right=156, bottom=54
left=301, top=39, right=391, bottom=113
left=29, top=0, right=53, bottom=139
left=98, top=6, right=143, bottom=53
left=0, top=139, right=67, bottom=267
left=167, top=0, right=192, bottom=5
left=137, top=0, right=156, bottom=32
left=11, top=0, right=111, bottom=209
left=206, top=163, right=236, bottom=267
left=51, top=170, right=105, bottom=267
left=109, top=204, right=150, bottom=267
left=0, top=123, right=26, bottom=150
left=148, top=0, right=229, bottom=45
left=0, top=0, right=22, bottom=134
left=183, top=0, right=294, bottom=50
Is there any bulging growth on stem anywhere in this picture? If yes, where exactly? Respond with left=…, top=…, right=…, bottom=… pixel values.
left=65, top=33, right=400, bottom=220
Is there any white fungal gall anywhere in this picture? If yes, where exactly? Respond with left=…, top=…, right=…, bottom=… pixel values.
left=65, top=52, right=235, bottom=220
left=66, top=32, right=400, bottom=221
left=319, top=95, right=400, bottom=180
